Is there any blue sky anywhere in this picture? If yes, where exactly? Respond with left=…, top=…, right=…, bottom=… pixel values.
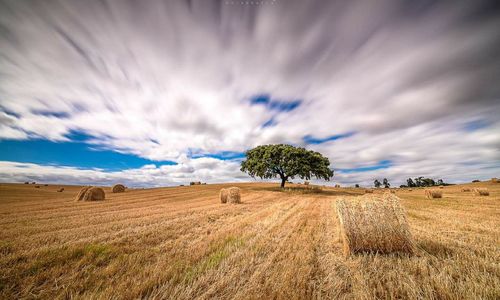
left=0, top=139, right=176, bottom=171
left=0, top=0, right=499, bottom=187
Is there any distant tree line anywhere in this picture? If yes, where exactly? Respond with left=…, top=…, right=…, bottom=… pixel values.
left=373, top=178, right=391, bottom=188
left=367, top=177, right=451, bottom=188
left=400, top=177, right=450, bottom=188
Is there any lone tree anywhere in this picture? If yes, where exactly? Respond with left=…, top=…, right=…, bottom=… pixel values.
left=240, top=144, right=333, bottom=188
left=383, top=178, right=390, bottom=188
left=374, top=179, right=381, bottom=188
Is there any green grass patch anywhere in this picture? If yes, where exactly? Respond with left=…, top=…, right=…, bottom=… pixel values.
left=27, top=243, right=117, bottom=275
left=183, top=235, right=245, bottom=283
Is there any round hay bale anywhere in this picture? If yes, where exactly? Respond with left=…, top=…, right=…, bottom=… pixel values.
left=335, top=193, right=414, bottom=256
left=35, top=185, right=40, bottom=188
left=461, top=188, right=471, bottom=192
left=220, top=188, right=228, bottom=203
left=75, top=186, right=105, bottom=201
left=335, top=184, right=341, bottom=188
left=112, top=184, right=126, bottom=193
left=227, top=187, right=241, bottom=204
left=425, top=189, right=442, bottom=199
left=57, top=188, right=64, bottom=192
left=473, top=188, right=489, bottom=196
left=439, top=186, right=444, bottom=189
left=365, top=189, right=374, bottom=193
left=408, top=189, right=413, bottom=191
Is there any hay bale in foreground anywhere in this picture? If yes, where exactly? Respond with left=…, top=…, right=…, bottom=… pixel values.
left=473, top=188, right=489, bottom=196
left=335, top=193, right=414, bottom=256
left=75, top=186, right=105, bottom=201
left=112, top=184, right=126, bottom=193
left=220, top=188, right=228, bottom=203
left=335, top=184, right=341, bottom=188
left=227, top=187, right=241, bottom=204
left=425, top=189, right=442, bottom=199
left=461, top=188, right=471, bottom=192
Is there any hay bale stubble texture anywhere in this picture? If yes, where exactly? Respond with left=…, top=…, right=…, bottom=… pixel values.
left=473, top=188, right=489, bottom=196
left=227, top=187, right=241, bottom=204
left=220, top=188, right=228, bottom=203
left=425, top=189, right=442, bottom=199
left=75, top=186, right=105, bottom=201
left=335, top=193, right=414, bottom=256
left=112, top=184, right=126, bottom=193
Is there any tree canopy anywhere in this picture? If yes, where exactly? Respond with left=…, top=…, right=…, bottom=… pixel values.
left=240, top=144, right=333, bottom=188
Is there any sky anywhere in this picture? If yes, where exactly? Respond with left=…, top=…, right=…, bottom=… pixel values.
left=0, top=0, right=499, bottom=187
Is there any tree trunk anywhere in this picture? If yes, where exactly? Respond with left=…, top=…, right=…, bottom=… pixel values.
left=280, top=176, right=287, bottom=188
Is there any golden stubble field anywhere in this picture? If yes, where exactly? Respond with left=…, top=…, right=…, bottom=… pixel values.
left=0, top=181, right=499, bottom=299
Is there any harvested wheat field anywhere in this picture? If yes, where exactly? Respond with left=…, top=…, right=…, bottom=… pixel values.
left=0, top=182, right=499, bottom=299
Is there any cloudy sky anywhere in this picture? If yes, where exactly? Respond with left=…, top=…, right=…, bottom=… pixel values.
left=1, top=0, right=499, bottom=187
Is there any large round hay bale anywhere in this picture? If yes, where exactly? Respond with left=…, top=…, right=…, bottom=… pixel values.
left=75, top=186, right=91, bottom=201
left=75, top=186, right=105, bottom=201
left=473, top=188, right=489, bottom=196
left=112, top=184, right=126, bottom=193
left=335, top=193, right=414, bottom=256
left=365, top=189, right=374, bottom=193
left=220, top=188, right=228, bottom=203
left=425, top=189, right=442, bottom=199
left=227, top=187, right=241, bottom=204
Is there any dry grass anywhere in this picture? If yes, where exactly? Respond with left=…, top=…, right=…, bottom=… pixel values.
left=336, top=193, right=414, bottom=256
left=425, top=189, right=442, bottom=199
left=112, top=184, right=126, bottom=193
left=0, top=182, right=499, bottom=299
left=462, top=188, right=471, bottom=192
left=473, top=188, right=490, bottom=196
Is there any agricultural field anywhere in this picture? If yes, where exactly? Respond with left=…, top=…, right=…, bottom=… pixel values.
left=0, top=182, right=499, bottom=299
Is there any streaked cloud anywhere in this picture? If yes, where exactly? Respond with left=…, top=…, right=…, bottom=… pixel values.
left=0, top=0, right=499, bottom=186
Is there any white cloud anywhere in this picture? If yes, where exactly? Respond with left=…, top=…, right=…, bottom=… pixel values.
left=0, top=0, right=499, bottom=186
left=0, top=158, right=250, bottom=187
